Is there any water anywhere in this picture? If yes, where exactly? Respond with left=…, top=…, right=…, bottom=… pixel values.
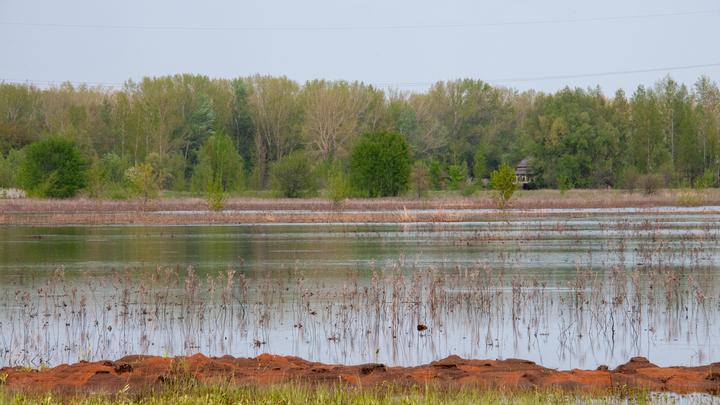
left=0, top=214, right=719, bottom=370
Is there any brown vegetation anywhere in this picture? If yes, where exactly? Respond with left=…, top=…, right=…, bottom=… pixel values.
left=1, top=189, right=719, bottom=225
left=3, top=354, right=720, bottom=395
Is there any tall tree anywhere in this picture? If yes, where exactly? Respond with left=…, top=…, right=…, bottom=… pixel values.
left=630, top=85, right=666, bottom=174
left=246, top=75, right=302, bottom=163
left=301, top=80, right=371, bottom=164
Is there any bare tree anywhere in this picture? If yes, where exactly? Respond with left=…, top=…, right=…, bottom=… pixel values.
left=301, top=80, right=371, bottom=163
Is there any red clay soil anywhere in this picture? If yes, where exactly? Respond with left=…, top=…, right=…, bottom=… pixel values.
left=3, top=354, right=720, bottom=395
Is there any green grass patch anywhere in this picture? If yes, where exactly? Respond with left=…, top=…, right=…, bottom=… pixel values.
left=0, top=381, right=702, bottom=405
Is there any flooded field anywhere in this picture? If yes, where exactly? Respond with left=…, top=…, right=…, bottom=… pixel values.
left=0, top=211, right=719, bottom=370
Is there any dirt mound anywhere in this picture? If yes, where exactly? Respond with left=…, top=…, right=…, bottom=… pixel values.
left=3, top=354, right=720, bottom=395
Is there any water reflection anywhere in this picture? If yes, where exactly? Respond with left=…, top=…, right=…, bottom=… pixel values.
left=0, top=216, right=718, bottom=369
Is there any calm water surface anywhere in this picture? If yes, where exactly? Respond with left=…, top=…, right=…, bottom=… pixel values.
left=0, top=214, right=718, bottom=369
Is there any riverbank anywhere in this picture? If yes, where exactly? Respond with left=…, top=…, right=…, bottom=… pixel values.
left=2, top=354, right=719, bottom=397
left=1, top=189, right=719, bottom=225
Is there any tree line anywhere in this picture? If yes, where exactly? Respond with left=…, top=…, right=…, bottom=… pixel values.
left=0, top=73, right=718, bottom=198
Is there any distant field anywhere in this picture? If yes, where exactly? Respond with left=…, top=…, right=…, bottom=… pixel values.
left=1, top=188, right=719, bottom=225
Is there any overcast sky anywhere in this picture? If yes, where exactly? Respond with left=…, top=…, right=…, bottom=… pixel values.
left=1, top=0, right=719, bottom=95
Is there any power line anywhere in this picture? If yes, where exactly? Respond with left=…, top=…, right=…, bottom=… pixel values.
left=2, top=62, right=719, bottom=89
left=1, top=9, right=719, bottom=31
left=373, top=63, right=720, bottom=87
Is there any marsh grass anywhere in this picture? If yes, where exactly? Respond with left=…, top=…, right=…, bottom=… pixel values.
left=2, top=188, right=720, bottom=226
left=0, top=381, right=694, bottom=405
left=1, top=216, right=719, bottom=370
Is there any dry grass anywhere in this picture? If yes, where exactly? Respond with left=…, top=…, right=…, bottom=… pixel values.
left=0, top=189, right=718, bottom=225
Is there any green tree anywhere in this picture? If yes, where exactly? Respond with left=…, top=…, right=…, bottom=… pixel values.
left=205, top=174, right=227, bottom=211
left=125, top=163, right=161, bottom=210
left=0, top=149, right=26, bottom=189
left=473, top=146, right=488, bottom=180
left=193, top=131, right=245, bottom=192
left=350, top=131, right=413, bottom=197
left=327, top=161, right=348, bottom=208
left=446, top=165, right=465, bottom=190
left=185, top=92, right=216, bottom=166
left=87, top=155, right=107, bottom=200
left=428, top=159, right=442, bottom=190
left=488, top=163, right=518, bottom=208
left=270, top=150, right=316, bottom=198
left=19, top=137, right=87, bottom=198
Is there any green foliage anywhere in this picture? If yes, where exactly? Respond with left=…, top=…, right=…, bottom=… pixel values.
left=350, top=131, right=413, bottom=197
left=621, top=166, right=641, bottom=194
left=473, top=147, right=488, bottom=180
left=100, top=152, right=128, bottom=185
left=87, top=155, right=107, bottom=201
left=446, top=165, right=465, bottom=190
left=1, top=74, right=719, bottom=196
left=556, top=175, right=573, bottom=196
left=125, top=163, right=161, bottom=209
left=204, top=175, right=227, bottom=211
left=0, top=149, right=26, bottom=189
left=460, top=181, right=478, bottom=197
left=270, top=150, right=317, bottom=198
left=701, top=169, right=717, bottom=188
left=677, top=180, right=705, bottom=206
left=428, top=159, right=442, bottom=190
left=194, top=131, right=244, bottom=192
left=488, top=163, right=518, bottom=208
left=640, top=173, right=665, bottom=195
left=326, top=162, right=348, bottom=208
left=19, top=137, right=87, bottom=198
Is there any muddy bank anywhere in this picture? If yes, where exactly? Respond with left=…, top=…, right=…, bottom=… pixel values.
left=3, top=354, right=720, bottom=395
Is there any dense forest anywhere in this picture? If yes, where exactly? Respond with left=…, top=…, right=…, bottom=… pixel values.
left=0, top=73, right=718, bottom=198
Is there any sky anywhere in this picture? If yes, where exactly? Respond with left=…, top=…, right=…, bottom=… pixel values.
left=1, top=0, right=719, bottom=95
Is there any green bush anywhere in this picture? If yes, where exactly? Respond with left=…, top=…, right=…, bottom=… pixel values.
left=205, top=175, right=227, bottom=211
left=446, top=165, right=465, bottom=190
left=125, top=163, right=161, bottom=209
left=326, top=161, right=348, bottom=208
left=556, top=175, right=573, bottom=196
left=488, top=163, right=518, bottom=208
left=350, top=131, right=412, bottom=197
left=193, top=131, right=244, bottom=192
left=621, top=167, right=641, bottom=194
left=0, top=149, right=26, bottom=188
left=640, top=173, right=664, bottom=195
left=270, top=150, right=317, bottom=198
left=19, top=137, right=87, bottom=198
left=428, top=159, right=442, bottom=191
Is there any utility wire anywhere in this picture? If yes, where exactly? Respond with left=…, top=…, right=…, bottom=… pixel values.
left=1, top=9, right=718, bottom=31
left=373, top=63, right=720, bottom=87
left=3, top=62, right=719, bottom=89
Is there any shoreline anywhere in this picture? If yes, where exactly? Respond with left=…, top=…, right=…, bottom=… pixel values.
left=1, top=190, right=720, bottom=225
left=3, top=354, right=720, bottom=395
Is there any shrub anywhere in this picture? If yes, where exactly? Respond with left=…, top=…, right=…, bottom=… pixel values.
left=640, top=173, right=664, bottom=195
left=446, top=165, right=464, bottom=190
left=428, top=159, right=442, bottom=191
left=125, top=163, right=161, bottom=210
left=488, top=163, right=518, bottom=208
left=270, top=150, right=317, bottom=198
left=0, top=149, right=25, bottom=189
left=205, top=175, right=226, bottom=211
left=326, top=162, right=348, bottom=208
left=556, top=175, right=573, bottom=196
left=19, top=137, right=86, bottom=198
left=87, top=155, right=107, bottom=200
left=621, top=167, right=640, bottom=194
left=350, top=130, right=412, bottom=197
left=411, top=161, right=429, bottom=199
